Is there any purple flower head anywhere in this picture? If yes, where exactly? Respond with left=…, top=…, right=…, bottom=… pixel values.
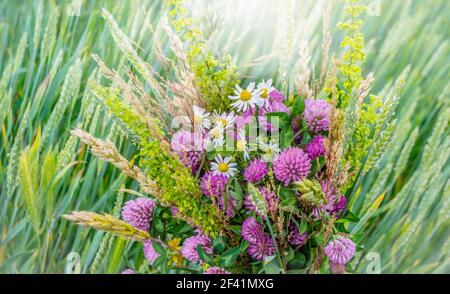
left=171, top=130, right=207, bottom=152
left=171, top=130, right=206, bottom=174
left=244, top=187, right=279, bottom=217
left=247, top=235, right=276, bottom=261
left=218, top=195, right=237, bottom=218
left=181, top=233, right=214, bottom=263
left=273, top=147, right=311, bottom=186
left=171, top=206, right=180, bottom=216
left=333, top=195, right=347, bottom=213
left=269, top=89, right=286, bottom=103
left=143, top=239, right=160, bottom=264
left=291, top=115, right=304, bottom=145
left=312, top=181, right=346, bottom=219
left=122, top=198, right=155, bottom=231
left=288, top=223, right=308, bottom=246
left=324, top=236, right=356, bottom=273
left=177, top=150, right=203, bottom=174
left=204, top=266, right=230, bottom=274
left=241, top=216, right=264, bottom=243
left=305, top=135, right=325, bottom=160
left=121, top=268, right=136, bottom=274
left=200, top=172, right=229, bottom=197
left=304, top=99, right=330, bottom=132
left=258, top=102, right=290, bottom=131
left=244, top=158, right=268, bottom=183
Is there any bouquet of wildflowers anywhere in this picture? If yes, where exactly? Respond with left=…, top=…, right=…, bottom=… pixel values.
left=64, top=1, right=398, bottom=274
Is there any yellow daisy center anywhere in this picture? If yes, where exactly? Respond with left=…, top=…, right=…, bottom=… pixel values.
left=194, top=114, right=201, bottom=125
left=240, top=90, right=252, bottom=101
left=220, top=118, right=228, bottom=127
left=218, top=162, right=229, bottom=173
left=211, top=129, right=220, bottom=138
left=261, top=88, right=268, bottom=98
left=237, top=140, right=245, bottom=151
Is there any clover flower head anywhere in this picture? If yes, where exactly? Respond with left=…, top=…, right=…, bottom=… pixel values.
left=121, top=197, right=155, bottom=231
left=273, top=147, right=311, bottom=186
left=304, top=99, right=330, bottom=132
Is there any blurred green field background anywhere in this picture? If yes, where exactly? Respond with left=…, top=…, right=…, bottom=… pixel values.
left=0, top=0, right=448, bottom=273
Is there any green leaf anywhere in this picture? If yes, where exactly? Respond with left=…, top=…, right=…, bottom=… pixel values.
left=314, top=231, right=325, bottom=246
left=220, top=247, right=240, bottom=268
left=279, top=195, right=299, bottom=210
left=197, top=245, right=215, bottom=265
left=299, top=220, right=308, bottom=234
left=153, top=218, right=164, bottom=233
left=212, top=237, right=226, bottom=254
left=263, top=255, right=281, bottom=274
left=106, top=237, right=127, bottom=274
left=230, top=225, right=242, bottom=235
left=290, top=96, right=305, bottom=118
left=152, top=240, right=166, bottom=256
left=288, top=252, right=306, bottom=268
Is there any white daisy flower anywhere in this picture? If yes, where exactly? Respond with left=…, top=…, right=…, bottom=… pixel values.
left=259, top=138, right=281, bottom=162
left=193, top=105, right=211, bottom=130
left=256, top=79, right=275, bottom=107
left=213, top=111, right=236, bottom=130
left=236, top=128, right=249, bottom=160
left=211, top=155, right=237, bottom=178
left=228, top=82, right=262, bottom=112
left=209, top=124, right=225, bottom=148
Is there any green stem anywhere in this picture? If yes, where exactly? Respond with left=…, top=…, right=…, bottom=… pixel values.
left=264, top=218, right=286, bottom=274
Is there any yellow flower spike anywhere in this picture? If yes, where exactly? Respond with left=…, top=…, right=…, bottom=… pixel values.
left=168, top=238, right=182, bottom=251
left=169, top=254, right=184, bottom=268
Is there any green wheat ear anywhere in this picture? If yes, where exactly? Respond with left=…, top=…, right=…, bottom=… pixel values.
left=247, top=183, right=268, bottom=217
left=295, top=179, right=327, bottom=208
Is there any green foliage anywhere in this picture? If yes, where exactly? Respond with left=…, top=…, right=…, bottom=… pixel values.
left=337, top=0, right=367, bottom=103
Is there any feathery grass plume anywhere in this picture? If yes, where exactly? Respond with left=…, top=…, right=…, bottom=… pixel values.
left=163, top=24, right=205, bottom=116
left=89, top=82, right=166, bottom=147
left=91, top=54, right=164, bottom=123
left=18, top=129, right=42, bottom=235
left=296, top=41, right=313, bottom=99
left=63, top=211, right=150, bottom=241
left=41, top=59, right=82, bottom=147
left=319, top=0, right=333, bottom=87
left=276, top=0, right=294, bottom=95
left=70, top=128, right=162, bottom=198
